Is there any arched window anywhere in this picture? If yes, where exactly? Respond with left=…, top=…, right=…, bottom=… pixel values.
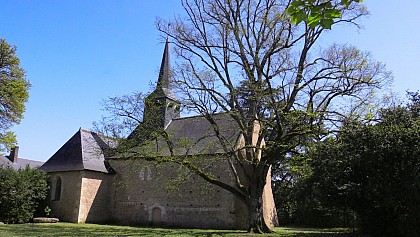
left=53, top=176, right=62, bottom=201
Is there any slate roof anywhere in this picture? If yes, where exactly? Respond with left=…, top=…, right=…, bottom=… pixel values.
left=40, top=129, right=115, bottom=173
left=116, top=113, right=242, bottom=158
left=0, top=156, right=44, bottom=169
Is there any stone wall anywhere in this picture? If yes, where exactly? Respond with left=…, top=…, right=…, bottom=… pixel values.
left=48, top=171, right=82, bottom=223
left=48, top=171, right=112, bottom=224
left=47, top=156, right=276, bottom=229
left=108, top=158, right=248, bottom=229
left=78, top=171, right=112, bottom=223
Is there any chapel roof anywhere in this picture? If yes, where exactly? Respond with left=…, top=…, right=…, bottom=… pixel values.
left=112, top=112, right=242, bottom=158
left=165, top=113, right=241, bottom=155
left=40, top=128, right=115, bottom=173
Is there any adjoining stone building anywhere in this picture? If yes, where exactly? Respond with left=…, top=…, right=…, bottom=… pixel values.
left=40, top=128, right=113, bottom=224
left=40, top=41, right=278, bottom=229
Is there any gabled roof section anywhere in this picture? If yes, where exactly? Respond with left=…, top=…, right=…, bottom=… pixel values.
left=40, top=128, right=115, bottom=173
left=165, top=113, right=241, bottom=155
left=115, top=113, right=242, bottom=158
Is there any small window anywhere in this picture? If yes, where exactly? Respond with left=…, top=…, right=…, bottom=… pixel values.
left=139, top=166, right=152, bottom=181
left=144, top=167, right=149, bottom=181
left=53, top=176, right=62, bottom=201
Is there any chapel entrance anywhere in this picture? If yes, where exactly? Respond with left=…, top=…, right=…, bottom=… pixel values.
left=151, top=207, right=162, bottom=226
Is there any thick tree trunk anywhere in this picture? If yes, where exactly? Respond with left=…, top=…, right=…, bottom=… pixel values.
left=247, top=180, right=272, bottom=233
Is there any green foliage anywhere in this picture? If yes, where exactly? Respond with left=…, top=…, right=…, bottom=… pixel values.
left=0, top=38, right=30, bottom=153
left=273, top=151, right=354, bottom=228
left=0, top=131, right=17, bottom=154
left=0, top=166, right=49, bottom=223
left=307, top=93, right=420, bottom=236
left=44, top=206, right=51, bottom=217
left=286, top=0, right=364, bottom=29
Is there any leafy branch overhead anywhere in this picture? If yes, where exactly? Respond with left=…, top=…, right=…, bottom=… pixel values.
left=286, top=0, right=364, bottom=29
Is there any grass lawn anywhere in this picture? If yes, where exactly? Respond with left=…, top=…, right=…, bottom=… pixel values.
left=0, top=223, right=354, bottom=237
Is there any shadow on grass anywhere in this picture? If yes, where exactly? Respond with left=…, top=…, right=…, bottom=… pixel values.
left=0, top=223, right=357, bottom=237
left=276, top=227, right=357, bottom=237
left=0, top=223, right=241, bottom=237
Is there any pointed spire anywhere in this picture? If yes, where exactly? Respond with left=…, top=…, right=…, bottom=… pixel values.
left=141, top=40, right=180, bottom=129
left=157, top=38, right=171, bottom=89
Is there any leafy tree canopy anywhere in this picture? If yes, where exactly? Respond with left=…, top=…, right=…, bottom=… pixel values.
left=307, top=92, right=420, bottom=236
left=0, top=39, right=30, bottom=153
left=287, top=0, right=364, bottom=29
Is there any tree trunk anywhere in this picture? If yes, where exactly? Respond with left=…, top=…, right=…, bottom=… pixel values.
left=247, top=179, right=272, bottom=233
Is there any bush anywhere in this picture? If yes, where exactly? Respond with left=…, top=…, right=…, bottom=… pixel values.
left=309, top=109, right=420, bottom=236
left=0, top=166, right=49, bottom=223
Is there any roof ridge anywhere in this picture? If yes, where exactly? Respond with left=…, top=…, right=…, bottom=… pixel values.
left=171, top=111, right=231, bottom=121
left=79, top=127, right=115, bottom=139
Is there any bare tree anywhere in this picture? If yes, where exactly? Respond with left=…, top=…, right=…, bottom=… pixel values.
left=150, top=0, right=391, bottom=233
left=93, top=91, right=146, bottom=142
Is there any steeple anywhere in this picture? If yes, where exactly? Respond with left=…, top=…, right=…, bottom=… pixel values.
left=151, top=38, right=177, bottom=101
left=142, top=40, right=180, bottom=129
left=157, top=38, right=171, bottom=90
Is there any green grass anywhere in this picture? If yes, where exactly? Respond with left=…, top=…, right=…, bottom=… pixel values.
left=0, top=223, right=354, bottom=237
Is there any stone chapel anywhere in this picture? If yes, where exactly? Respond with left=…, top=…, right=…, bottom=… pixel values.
left=40, top=41, right=278, bottom=229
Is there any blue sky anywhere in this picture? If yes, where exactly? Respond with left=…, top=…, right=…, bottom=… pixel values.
left=1, top=1, right=419, bottom=161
